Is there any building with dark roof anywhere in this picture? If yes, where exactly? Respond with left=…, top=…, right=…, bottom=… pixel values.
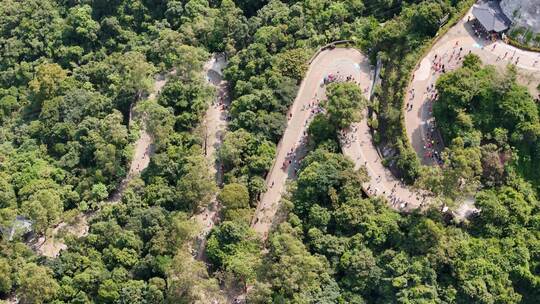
left=472, top=1, right=512, bottom=33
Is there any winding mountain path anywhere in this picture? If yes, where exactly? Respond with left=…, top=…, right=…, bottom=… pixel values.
left=250, top=48, right=427, bottom=240
left=106, top=76, right=166, bottom=203
left=37, top=55, right=231, bottom=259
left=406, top=8, right=540, bottom=167
left=405, top=7, right=540, bottom=218
left=250, top=49, right=368, bottom=238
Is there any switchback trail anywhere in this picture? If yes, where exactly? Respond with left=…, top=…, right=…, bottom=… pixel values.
left=252, top=48, right=380, bottom=239
left=251, top=45, right=475, bottom=243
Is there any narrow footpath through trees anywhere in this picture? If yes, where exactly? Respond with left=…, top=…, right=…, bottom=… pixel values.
left=192, top=54, right=230, bottom=261
left=34, top=69, right=171, bottom=257
left=36, top=55, right=231, bottom=261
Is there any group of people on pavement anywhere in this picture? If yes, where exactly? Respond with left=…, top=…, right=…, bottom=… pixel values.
left=414, top=42, right=468, bottom=164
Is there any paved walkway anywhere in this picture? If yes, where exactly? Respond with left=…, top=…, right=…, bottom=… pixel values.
left=250, top=48, right=427, bottom=240
left=342, top=113, right=427, bottom=211
left=406, top=8, right=540, bottom=166
left=403, top=7, right=540, bottom=218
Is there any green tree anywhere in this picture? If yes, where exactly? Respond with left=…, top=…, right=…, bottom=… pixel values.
left=114, top=51, right=156, bottom=99
left=210, top=0, right=248, bottom=53
left=205, top=221, right=259, bottom=273
left=452, top=239, right=522, bottom=304
left=0, top=95, right=18, bottom=120
left=176, top=152, right=216, bottom=212
left=91, top=183, right=109, bottom=202
left=148, top=30, right=204, bottom=71
left=168, top=212, right=200, bottom=249
left=166, top=251, right=224, bottom=303
left=20, top=189, right=63, bottom=233
left=272, top=48, right=310, bottom=81
left=158, top=76, right=213, bottom=130
left=218, top=128, right=276, bottom=176
left=405, top=218, right=444, bottom=255
left=325, top=82, right=366, bottom=129
left=0, top=258, right=12, bottom=294
left=265, top=224, right=338, bottom=302
left=0, top=0, right=64, bottom=69
left=223, top=242, right=261, bottom=291
left=66, top=5, right=100, bottom=45
left=17, top=263, right=59, bottom=304
left=339, top=247, right=381, bottom=293
left=218, top=183, right=250, bottom=210
left=294, top=148, right=366, bottom=215
left=307, top=114, right=338, bottom=149
left=246, top=282, right=273, bottom=304
left=416, top=138, right=482, bottom=207
left=0, top=173, right=16, bottom=209
left=97, top=279, right=120, bottom=303
left=135, top=100, right=175, bottom=150
left=407, top=1, right=445, bottom=36
left=473, top=186, right=534, bottom=237
left=29, top=63, right=67, bottom=105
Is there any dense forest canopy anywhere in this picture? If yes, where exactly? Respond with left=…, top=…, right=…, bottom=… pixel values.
left=434, top=55, right=540, bottom=185
left=245, top=145, right=540, bottom=303
left=1, top=0, right=539, bottom=303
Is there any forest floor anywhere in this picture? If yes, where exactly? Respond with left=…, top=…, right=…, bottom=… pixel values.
left=405, top=8, right=540, bottom=218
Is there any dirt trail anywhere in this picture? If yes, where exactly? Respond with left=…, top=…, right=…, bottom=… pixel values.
left=34, top=215, right=88, bottom=258
left=38, top=55, right=233, bottom=304
left=192, top=54, right=229, bottom=261
left=36, top=73, right=166, bottom=258
left=183, top=54, right=238, bottom=304
left=107, top=73, right=169, bottom=203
